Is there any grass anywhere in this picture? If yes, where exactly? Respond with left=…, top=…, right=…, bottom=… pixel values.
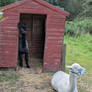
left=64, top=34, right=92, bottom=72
left=64, top=34, right=92, bottom=92
left=0, top=71, right=19, bottom=82
left=0, top=71, right=19, bottom=91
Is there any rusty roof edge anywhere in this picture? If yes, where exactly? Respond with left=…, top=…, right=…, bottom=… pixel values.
left=35, top=0, right=69, bottom=16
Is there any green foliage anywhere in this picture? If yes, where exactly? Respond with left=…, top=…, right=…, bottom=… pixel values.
left=0, top=0, right=19, bottom=7
left=65, top=18, right=92, bottom=36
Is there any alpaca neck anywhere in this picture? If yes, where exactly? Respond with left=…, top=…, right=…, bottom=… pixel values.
left=69, top=72, right=77, bottom=92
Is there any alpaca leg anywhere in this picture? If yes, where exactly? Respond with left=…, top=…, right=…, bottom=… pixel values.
left=25, top=52, right=30, bottom=68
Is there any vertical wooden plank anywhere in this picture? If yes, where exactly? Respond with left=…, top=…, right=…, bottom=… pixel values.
left=32, top=15, right=45, bottom=58
left=61, top=44, right=66, bottom=71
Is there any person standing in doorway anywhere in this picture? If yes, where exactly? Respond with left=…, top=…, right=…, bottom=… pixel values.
left=18, top=23, right=30, bottom=68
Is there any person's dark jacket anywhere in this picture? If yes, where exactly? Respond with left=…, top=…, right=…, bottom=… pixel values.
left=19, top=34, right=29, bottom=53
left=18, top=24, right=29, bottom=53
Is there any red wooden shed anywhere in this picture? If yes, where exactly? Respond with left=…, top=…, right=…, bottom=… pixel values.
left=0, top=0, right=69, bottom=72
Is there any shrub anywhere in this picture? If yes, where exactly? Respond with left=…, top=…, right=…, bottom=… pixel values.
left=65, top=18, right=92, bottom=36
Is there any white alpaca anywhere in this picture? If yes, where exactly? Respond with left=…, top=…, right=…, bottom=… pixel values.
left=51, top=63, right=86, bottom=92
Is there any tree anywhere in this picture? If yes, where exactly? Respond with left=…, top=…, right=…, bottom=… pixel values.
left=59, top=0, right=83, bottom=20
left=0, top=0, right=19, bottom=7
left=80, top=0, right=92, bottom=17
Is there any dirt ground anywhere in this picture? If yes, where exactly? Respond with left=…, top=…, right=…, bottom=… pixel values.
left=17, top=58, right=54, bottom=92
left=0, top=58, right=54, bottom=92
left=0, top=58, right=92, bottom=92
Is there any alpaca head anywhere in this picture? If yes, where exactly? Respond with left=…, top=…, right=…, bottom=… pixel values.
left=66, top=63, right=86, bottom=76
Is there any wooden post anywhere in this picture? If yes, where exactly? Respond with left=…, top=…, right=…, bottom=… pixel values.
left=61, top=44, right=66, bottom=72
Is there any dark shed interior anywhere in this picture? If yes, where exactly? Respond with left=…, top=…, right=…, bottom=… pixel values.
left=19, top=13, right=46, bottom=67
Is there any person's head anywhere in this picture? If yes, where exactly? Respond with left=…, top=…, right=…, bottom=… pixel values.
left=18, top=23, right=26, bottom=35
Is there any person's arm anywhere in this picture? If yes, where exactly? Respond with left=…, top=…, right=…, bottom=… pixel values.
left=26, top=40, right=29, bottom=50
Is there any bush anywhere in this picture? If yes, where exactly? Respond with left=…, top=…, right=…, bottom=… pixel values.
left=65, top=18, right=92, bottom=36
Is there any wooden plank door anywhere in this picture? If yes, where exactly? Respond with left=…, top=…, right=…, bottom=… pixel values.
left=32, top=15, right=45, bottom=58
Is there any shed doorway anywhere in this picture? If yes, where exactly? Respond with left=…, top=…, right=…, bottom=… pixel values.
left=19, top=13, right=46, bottom=69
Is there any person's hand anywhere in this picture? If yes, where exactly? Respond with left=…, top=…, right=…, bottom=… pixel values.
left=20, top=28, right=26, bottom=34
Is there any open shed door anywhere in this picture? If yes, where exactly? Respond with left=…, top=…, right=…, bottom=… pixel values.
left=32, top=15, right=46, bottom=58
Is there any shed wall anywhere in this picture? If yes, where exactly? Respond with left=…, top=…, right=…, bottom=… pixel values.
left=43, top=14, right=65, bottom=71
left=0, top=0, right=66, bottom=71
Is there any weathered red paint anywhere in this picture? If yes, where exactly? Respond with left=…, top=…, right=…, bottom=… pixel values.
left=0, top=0, right=69, bottom=72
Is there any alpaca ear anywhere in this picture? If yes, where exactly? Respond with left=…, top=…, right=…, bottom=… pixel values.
left=66, top=66, right=72, bottom=70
